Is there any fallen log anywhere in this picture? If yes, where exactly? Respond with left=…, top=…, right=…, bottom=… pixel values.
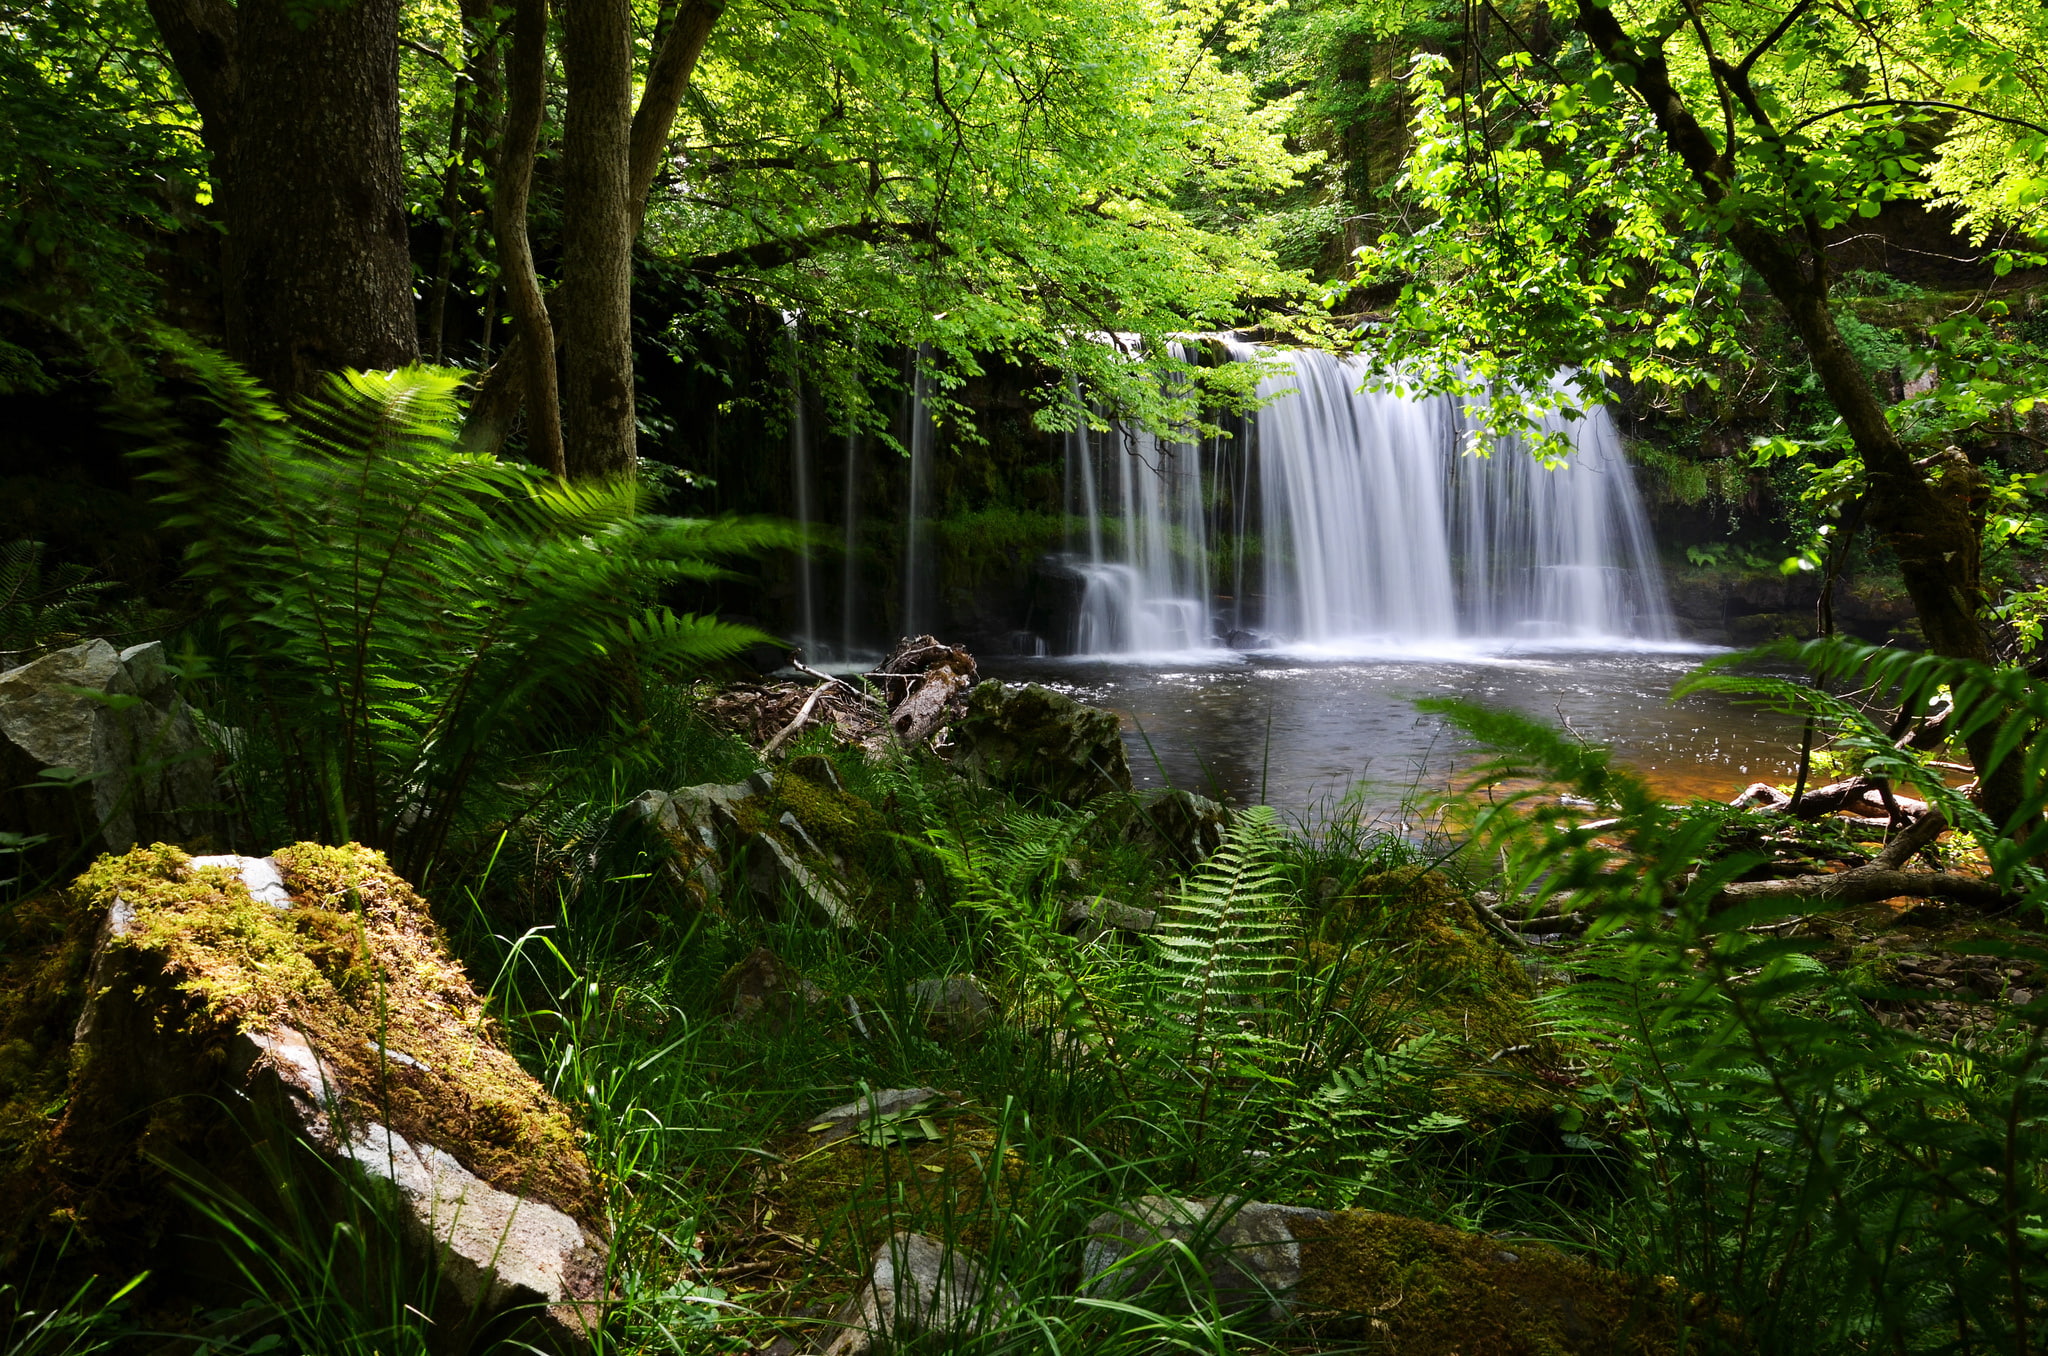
left=1713, top=813, right=2018, bottom=913
left=1730, top=775, right=1930, bottom=823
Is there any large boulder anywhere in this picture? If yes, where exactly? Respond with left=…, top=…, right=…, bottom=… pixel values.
left=0, top=843, right=609, bottom=1350
left=949, top=681, right=1132, bottom=805
left=0, top=639, right=216, bottom=860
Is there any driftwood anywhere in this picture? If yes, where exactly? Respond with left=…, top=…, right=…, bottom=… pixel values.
left=699, top=636, right=980, bottom=754
left=1713, top=812, right=2018, bottom=912
left=1730, top=775, right=1931, bottom=823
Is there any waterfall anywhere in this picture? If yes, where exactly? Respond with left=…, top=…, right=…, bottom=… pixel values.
left=1053, top=343, right=1671, bottom=655
left=1060, top=347, right=1215, bottom=654
left=786, top=341, right=817, bottom=653
left=901, top=349, right=934, bottom=637
left=1237, top=346, right=1672, bottom=649
left=840, top=432, right=861, bottom=661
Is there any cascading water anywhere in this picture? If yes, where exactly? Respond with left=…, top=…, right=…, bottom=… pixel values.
left=1059, top=346, right=1215, bottom=654
left=901, top=349, right=935, bottom=637
left=1234, top=344, right=1673, bottom=649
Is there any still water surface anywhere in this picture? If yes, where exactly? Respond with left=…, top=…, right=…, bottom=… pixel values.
left=982, top=645, right=1804, bottom=820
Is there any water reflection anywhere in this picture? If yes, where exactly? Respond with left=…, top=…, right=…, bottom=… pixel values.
left=981, top=649, right=1802, bottom=819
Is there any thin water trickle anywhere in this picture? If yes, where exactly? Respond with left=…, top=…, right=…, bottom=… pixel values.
left=901, top=349, right=935, bottom=638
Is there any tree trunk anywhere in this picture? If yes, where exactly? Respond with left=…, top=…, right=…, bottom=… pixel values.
left=557, top=0, right=638, bottom=478
left=496, top=0, right=564, bottom=475
left=457, top=1, right=726, bottom=463
left=225, top=0, right=418, bottom=400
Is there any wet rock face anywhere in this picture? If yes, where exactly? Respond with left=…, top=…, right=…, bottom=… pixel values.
left=5, top=844, right=609, bottom=1351
left=949, top=680, right=1132, bottom=805
left=0, top=639, right=216, bottom=859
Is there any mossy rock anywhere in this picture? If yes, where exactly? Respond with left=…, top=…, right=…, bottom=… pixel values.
left=949, top=681, right=1132, bottom=805
left=760, top=1095, right=1028, bottom=1271
left=1309, top=868, right=1573, bottom=1123
left=4, top=844, right=602, bottom=1277
left=1294, top=1210, right=1729, bottom=1354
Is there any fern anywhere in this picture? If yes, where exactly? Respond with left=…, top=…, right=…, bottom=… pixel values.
left=1428, top=674, right=2048, bottom=1354
left=0, top=540, right=119, bottom=661
left=1149, top=805, right=1297, bottom=1134
left=146, top=365, right=792, bottom=875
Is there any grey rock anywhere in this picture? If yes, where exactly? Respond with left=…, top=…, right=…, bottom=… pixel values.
left=908, top=975, right=996, bottom=1035
left=1081, top=1195, right=1334, bottom=1322
left=949, top=680, right=1131, bottom=804
left=822, top=1232, right=1014, bottom=1356
left=613, top=789, right=722, bottom=902
left=803, top=1087, right=945, bottom=1148
left=1062, top=897, right=1159, bottom=937
left=716, top=946, right=824, bottom=1029
left=0, top=639, right=216, bottom=856
left=1125, top=788, right=1233, bottom=869
left=650, top=773, right=857, bottom=926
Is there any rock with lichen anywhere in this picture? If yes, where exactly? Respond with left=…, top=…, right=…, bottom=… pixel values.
left=0, top=843, right=608, bottom=1351
left=0, top=639, right=218, bottom=861
left=949, top=681, right=1132, bottom=805
left=1081, top=1195, right=1334, bottom=1322
left=1292, top=1210, right=1715, bottom=1354
left=821, top=1231, right=1016, bottom=1356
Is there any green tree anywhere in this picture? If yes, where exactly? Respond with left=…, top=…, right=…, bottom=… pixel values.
left=1341, top=0, right=2048, bottom=833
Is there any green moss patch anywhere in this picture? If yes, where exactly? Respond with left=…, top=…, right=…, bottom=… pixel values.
left=1294, top=1210, right=1720, bottom=1354
left=756, top=1100, right=1027, bottom=1269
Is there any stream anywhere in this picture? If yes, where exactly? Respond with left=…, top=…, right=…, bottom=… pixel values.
left=982, top=643, right=1803, bottom=821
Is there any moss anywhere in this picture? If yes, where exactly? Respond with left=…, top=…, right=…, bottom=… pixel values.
left=761, top=1105, right=1027, bottom=1268
left=1309, top=869, right=1570, bottom=1122
left=0, top=888, right=103, bottom=1262
left=54, top=843, right=597, bottom=1225
left=1294, top=1210, right=1727, bottom=1354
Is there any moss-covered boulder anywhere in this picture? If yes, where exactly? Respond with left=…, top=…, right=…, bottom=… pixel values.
left=949, top=680, right=1131, bottom=804
left=1311, top=868, right=1575, bottom=1123
left=0, top=843, right=608, bottom=1350
left=1294, top=1210, right=1719, bottom=1354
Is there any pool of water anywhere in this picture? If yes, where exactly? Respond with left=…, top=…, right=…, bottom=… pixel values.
left=981, top=643, right=1804, bottom=820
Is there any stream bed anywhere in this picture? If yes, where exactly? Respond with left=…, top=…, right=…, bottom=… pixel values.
left=982, top=644, right=1804, bottom=821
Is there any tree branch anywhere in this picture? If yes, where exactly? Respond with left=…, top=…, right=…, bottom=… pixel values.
left=1791, top=98, right=2048, bottom=140
left=684, top=220, right=947, bottom=274
left=629, top=0, right=725, bottom=228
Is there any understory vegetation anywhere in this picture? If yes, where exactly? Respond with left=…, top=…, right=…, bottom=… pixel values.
left=2, top=370, right=2043, bottom=1353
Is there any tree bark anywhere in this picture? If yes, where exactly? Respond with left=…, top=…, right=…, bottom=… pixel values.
left=229, top=0, right=418, bottom=399
left=1574, top=1, right=2029, bottom=836
left=458, top=0, right=727, bottom=464
left=496, top=0, right=564, bottom=476
left=557, top=0, right=638, bottom=479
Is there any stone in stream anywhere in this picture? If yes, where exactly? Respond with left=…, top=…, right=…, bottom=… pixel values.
left=949, top=680, right=1132, bottom=805
left=820, top=1231, right=1016, bottom=1356
left=3, top=844, right=609, bottom=1350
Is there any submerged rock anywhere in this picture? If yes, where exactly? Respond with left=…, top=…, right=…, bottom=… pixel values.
left=0, top=639, right=216, bottom=860
left=1081, top=1195, right=1334, bottom=1322
left=1, top=844, right=609, bottom=1350
left=949, top=681, right=1131, bottom=805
